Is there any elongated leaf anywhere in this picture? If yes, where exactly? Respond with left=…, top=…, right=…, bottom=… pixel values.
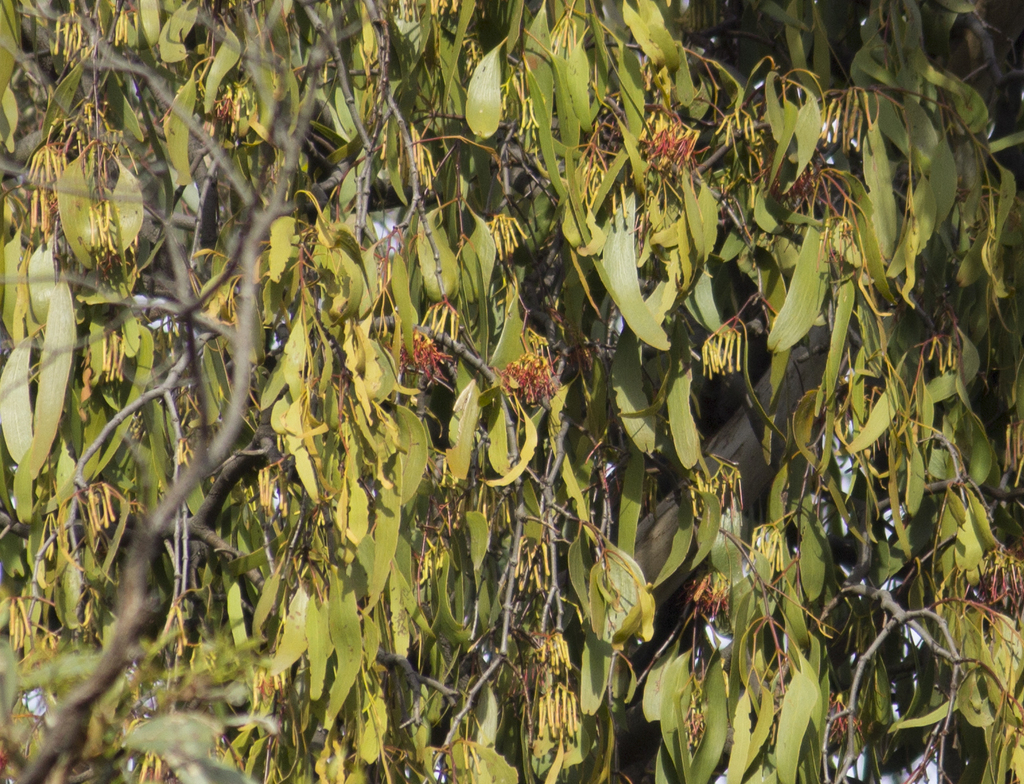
left=889, top=701, right=950, bottom=732
left=57, top=157, right=97, bottom=268
left=158, top=0, right=197, bottom=63
left=485, top=403, right=538, bottom=487
left=28, top=282, right=74, bottom=477
left=164, top=77, right=196, bottom=187
left=612, top=329, right=656, bottom=453
left=204, top=29, right=241, bottom=114
left=368, top=486, right=400, bottom=607
left=396, top=406, right=427, bottom=503
left=847, top=392, right=894, bottom=453
left=111, top=168, right=144, bottom=251
left=668, top=368, right=700, bottom=468
left=864, top=121, right=897, bottom=257
left=0, top=341, right=32, bottom=462
left=446, top=380, right=481, bottom=480
left=776, top=664, right=819, bottom=784
left=0, top=0, right=19, bottom=99
left=27, top=244, right=54, bottom=322
left=466, top=45, right=502, bottom=138
left=792, top=98, right=821, bottom=186
left=767, top=228, right=827, bottom=352
left=139, top=0, right=161, bottom=46
left=596, top=200, right=670, bottom=350
left=306, top=600, right=329, bottom=700
left=416, top=209, right=459, bottom=301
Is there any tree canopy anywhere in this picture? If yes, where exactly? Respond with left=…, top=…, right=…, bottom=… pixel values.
left=2, top=0, right=1024, bottom=782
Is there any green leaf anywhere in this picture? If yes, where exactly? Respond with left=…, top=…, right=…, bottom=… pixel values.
left=105, top=75, right=145, bottom=142
left=396, top=406, right=427, bottom=503
left=846, top=392, right=894, bottom=453
left=390, top=254, right=418, bottom=356
left=776, top=662, right=819, bottom=784
left=863, top=121, right=897, bottom=258
left=767, top=228, right=827, bottom=352
left=792, top=98, right=821, bottom=186
left=466, top=510, right=489, bottom=573
left=824, top=280, right=854, bottom=402
left=612, top=329, right=657, bottom=453
left=618, top=451, right=644, bottom=556
left=269, top=216, right=296, bottom=283
left=269, top=586, right=308, bottom=677
left=484, top=402, right=537, bottom=487
left=466, top=44, right=502, bottom=138
left=0, top=0, right=20, bottom=99
left=416, top=209, right=460, bottom=301
left=326, top=573, right=361, bottom=723
left=0, top=341, right=31, bottom=463
left=27, top=244, right=55, bottom=323
left=306, top=600, right=329, bottom=700
left=203, top=29, right=241, bottom=114
left=446, top=380, right=481, bottom=480
left=368, top=485, right=400, bottom=608
left=889, top=700, right=950, bottom=732
left=595, top=199, right=670, bottom=351
left=57, top=156, right=97, bottom=268
left=581, top=628, right=612, bottom=714
left=126, top=714, right=219, bottom=758
left=111, top=167, right=144, bottom=251
left=226, top=581, right=247, bottom=647
left=28, top=282, right=74, bottom=478
left=164, top=77, right=197, bottom=187
left=668, top=368, right=700, bottom=468
left=139, top=0, right=161, bottom=47
left=158, top=0, right=197, bottom=63
left=690, top=657, right=728, bottom=784
left=0, top=638, right=16, bottom=722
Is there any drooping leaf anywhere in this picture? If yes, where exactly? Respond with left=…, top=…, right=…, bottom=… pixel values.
left=767, top=228, right=827, bottom=352
left=28, top=282, right=75, bottom=478
left=595, top=199, right=670, bottom=351
left=164, top=77, right=197, bottom=187
left=0, top=341, right=32, bottom=463
left=466, top=44, right=502, bottom=138
left=204, top=29, right=241, bottom=114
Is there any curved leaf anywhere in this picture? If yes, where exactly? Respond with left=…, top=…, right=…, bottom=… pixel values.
left=0, top=341, right=33, bottom=462
left=466, top=44, right=502, bottom=138
left=28, top=281, right=75, bottom=478
left=596, top=200, right=670, bottom=351
left=767, top=228, right=827, bottom=352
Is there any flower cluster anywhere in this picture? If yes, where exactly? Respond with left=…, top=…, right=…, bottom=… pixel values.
left=499, top=352, right=558, bottom=405
left=685, top=572, right=730, bottom=623
left=976, top=543, right=1024, bottom=615
left=643, top=122, right=700, bottom=172
left=401, top=333, right=452, bottom=385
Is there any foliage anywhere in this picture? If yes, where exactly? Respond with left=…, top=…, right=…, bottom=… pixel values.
left=1, top=0, right=1024, bottom=782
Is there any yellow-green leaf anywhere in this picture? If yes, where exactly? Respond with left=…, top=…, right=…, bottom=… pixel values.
left=164, top=77, right=196, bottom=187
left=668, top=368, right=700, bottom=468
left=204, top=29, right=241, bottom=114
left=595, top=199, right=670, bottom=351
left=56, top=156, right=98, bottom=268
left=466, top=44, right=502, bottom=138
left=158, top=0, right=197, bottom=63
left=28, top=282, right=74, bottom=478
left=111, top=167, right=144, bottom=251
left=396, top=406, right=428, bottom=504
left=0, top=341, right=32, bottom=462
left=269, top=586, right=308, bottom=677
left=846, top=392, right=894, bottom=453
left=446, top=380, right=481, bottom=480
left=27, top=244, right=55, bottom=322
left=767, top=228, right=827, bottom=353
